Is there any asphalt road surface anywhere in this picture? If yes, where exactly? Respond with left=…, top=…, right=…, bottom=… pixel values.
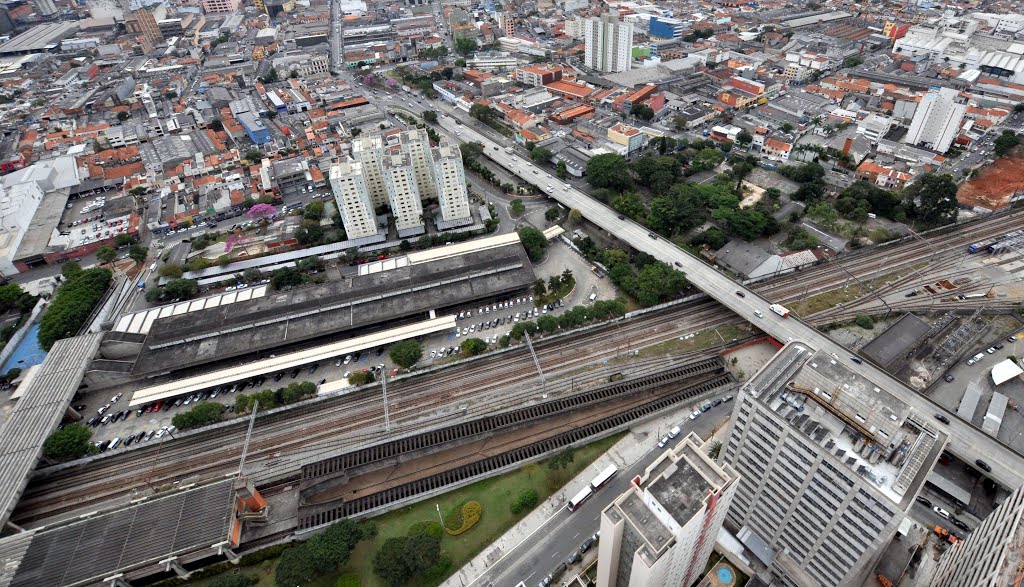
left=471, top=399, right=734, bottom=587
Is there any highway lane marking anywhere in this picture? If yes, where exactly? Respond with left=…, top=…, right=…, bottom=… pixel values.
left=572, top=532, right=580, bottom=539
left=551, top=551, right=559, bottom=558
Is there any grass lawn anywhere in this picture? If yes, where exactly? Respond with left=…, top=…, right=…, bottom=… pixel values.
left=630, top=323, right=751, bottom=361
left=188, top=432, right=625, bottom=587
left=789, top=264, right=926, bottom=317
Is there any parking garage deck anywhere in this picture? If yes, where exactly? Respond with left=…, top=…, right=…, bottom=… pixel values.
left=131, top=243, right=536, bottom=377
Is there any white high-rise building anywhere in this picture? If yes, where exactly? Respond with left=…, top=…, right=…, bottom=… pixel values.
left=351, top=135, right=388, bottom=207
left=329, top=161, right=378, bottom=240
left=584, top=12, right=633, bottom=73
left=903, top=87, right=967, bottom=153
left=720, top=341, right=935, bottom=587
left=925, top=484, right=1024, bottom=587
left=33, top=0, right=57, bottom=16
left=382, top=151, right=425, bottom=236
left=431, top=145, right=471, bottom=224
left=400, top=128, right=437, bottom=201
left=597, top=433, right=738, bottom=587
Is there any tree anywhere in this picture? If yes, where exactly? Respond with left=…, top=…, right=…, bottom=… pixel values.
left=556, top=160, right=568, bottom=179
left=735, top=129, right=753, bottom=145
left=517, top=227, right=547, bottom=262
left=389, top=339, right=423, bottom=368
left=854, top=314, right=875, bottom=329
left=210, top=119, right=224, bottom=132
left=247, top=203, right=277, bottom=222
left=781, top=122, right=795, bottom=132
left=276, top=544, right=319, bottom=587
left=296, top=224, right=325, bottom=246
left=510, top=199, right=526, bottom=216
left=586, top=153, right=632, bottom=191
left=805, top=200, right=839, bottom=231
left=1016, top=103, right=1024, bottom=113
left=905, top=173, right=958, bottom=228
left=43, top=423, right=93, bottom=461
left=994, top=130, right=1021, bottom=157
left=374, top=537, right=413, bottom=586
left=630, top=103, right=655, bottom=121
left=271, top=267, right=304, bottom=290
left=532, top=278, right=547, bottom=297
left=423, top=110, right=438, bottom=124
left=545, top=207, right=560, bottom=222
left=844, top=55, right=864, bottom=68
left=460, top=337, right=488, bottom=356
left=128, top=245, right=148, bottom=265
left=242, top=268, right=263, bottom=283
left=305, top=519, right=364, bottom=573
left=547, top=449, right=575, bottom=471
left=96, top=246, right=117, bottom=264
left=611, top=191, right=647, bottom=221
left=630, top=155, right=680, bottom=195
left=116, top=111, right=130, bottom=122
left=209, top=576, right=256, bottom=587
left=403, top=533, right=441, bottom=575
left=568, top=208, right=582, bottom=225
left=530, top=146, right=553, bottom=162
left=786, top=226, right=819, bottom=249
left=469, top=103, right=497, bottom=125
left=707, top=441, right=722, bottom=460
left=162, top=278, right=199, bottom=300
left=114, top=233, right=136, bottom=247
left=455, top=37, right=478, bottom=56
left=244, top=149, right=262, bottom=161
left=171, top=401, right=225, bottom=430
left=349, top=370, right=374, bottom=385
left=304, top=200, right=325, bottom=220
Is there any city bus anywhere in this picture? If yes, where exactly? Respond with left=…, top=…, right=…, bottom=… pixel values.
left=590, top=464, right=618, bottom=491
left=567, top=486, right=594, bottom=512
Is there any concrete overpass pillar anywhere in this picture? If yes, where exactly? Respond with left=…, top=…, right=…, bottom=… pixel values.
left=5, top=520, right=25, bottom=533
left=158, top=557, right=188, bottom=578
left=214, top=541, right=240, bottom=563
left=65, top=406, right=83, bottom=421
left=103, top=573, right=132, bottom=587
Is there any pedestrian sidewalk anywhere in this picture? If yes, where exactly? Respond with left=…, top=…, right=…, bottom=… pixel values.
left=441, top=404, right=731, bottom=587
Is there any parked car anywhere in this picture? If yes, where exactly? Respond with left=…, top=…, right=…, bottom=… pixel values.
left=976, top=459, right=992, bottom=472
left=915, top=496, right=932, bottom=508
left=933, top=506, right=950, bottom=519
left=934, top=414, right=950, bottom=424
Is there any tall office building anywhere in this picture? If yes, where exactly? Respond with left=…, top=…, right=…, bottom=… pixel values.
left=329, top=161, right=378, bottom=239
left=351, top=135, right=388, bottom=207
left=382, top=151, right=425, bottom=236
left=584, top=12, right=633, bottom=73
left=431, top=145, right=471, bottom=225
left=925, top=484, right=1024, bottom=586
left=400, top=128, right=437, bottom=201
left=903, top=87, right=967, bottom=153
left=720, top=342, right=938, bottom=587
left=597, top=433, right=739, bottom=587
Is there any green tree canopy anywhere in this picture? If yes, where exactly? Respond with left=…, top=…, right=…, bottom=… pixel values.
left=389, top=339, right=423, bottom=368
left=162, top=278, right=199, bottom=301
left=630, top=155, right=680, bottom=196
left=39, top=268, right=112, bottom=350
left=905, top=173, right=958, bottom=228
left=128, top=245, right=148, bottom=265
left=422, top=110, right=438, bottom=124
left=586, top=153, right=632, bottom=191
left=611, top=191, right=647, bottom=222
left=530, top=146, right=553, bottom=162
left=455, top=37, right=478, bottom=56
left=460, top=337, right=488, bottom=356
left=630, top=103, right=655, bottom=121
left=43, top=423, right=93, bottom=461
left=469, top=103, right=497, bottom=125
left=517, top=227, right=547, bottom=262
left=994, top=130, right=1021, bottom=157
left=96, top=246, right=117, bottom=264
left=171, top=401, right=225, bottom=431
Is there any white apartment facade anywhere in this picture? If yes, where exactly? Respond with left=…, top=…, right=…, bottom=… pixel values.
left=432, top=145, right=471, bottom=223
left=903, top=87, right=967, bottom=153
left=597, top=433, right=738, bottom=587
left=383, top=152, right=425, bottom=236
left=585, top=12, right=633, bottom=73
left=329, top=161, right=378, bottom=239
left=351, top=135, right=389, bottom=207
left=400, top=128, right=437, bottom=201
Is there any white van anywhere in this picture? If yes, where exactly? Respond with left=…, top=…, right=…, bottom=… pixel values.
left=588, top=292, right=598, bottom=302
left=668, top=425, right=681, bottom=439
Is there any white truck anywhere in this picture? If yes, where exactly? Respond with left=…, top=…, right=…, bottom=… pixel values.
left=769, top=303, right=790, bottom=318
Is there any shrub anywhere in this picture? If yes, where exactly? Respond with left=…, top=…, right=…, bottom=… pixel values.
left=854, top=314, right=874, bottom=330
left=348, top=370, right=375, bottom=386
left=43, top=423, right=94, bottom=461
left=38, top=267, right=112, bottom=350
left=510, top=488, right=539, bottom=514
left=445, top=500, right=482, bottom=536
left=209, top=575, right=257, bottom=587
left=337, top=574, right=360, bottom=587
left=171, top=401, right=226, bottom=431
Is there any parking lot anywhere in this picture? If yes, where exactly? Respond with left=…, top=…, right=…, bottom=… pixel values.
left=54, top=191, right=133, bottom=249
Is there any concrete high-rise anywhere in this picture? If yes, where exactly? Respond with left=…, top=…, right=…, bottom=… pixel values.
left=351, top=135, right=388, bottom=207
left=584, top=12, right=633, bottom=73
left=400, top=128, right=437, bottom=201
left=925, top=484, right=1024, bottom=587
left=597, top=432, right=739, bottom=587
left=33, top=0, right=58, bottom=17
left=382, top=151, right=425, bottom=236
left=903, top=87, right=967, bottom=153
left=329, top=161, right=378, bottom=240
left=431, top=144, right=471, bottom=225
left=719, top=342, right=939, bottom=587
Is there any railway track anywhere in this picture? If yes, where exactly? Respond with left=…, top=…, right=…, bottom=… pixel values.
left=297, top=372, right=734, bottom=530
left=14, top=209, right=1024, bottom=525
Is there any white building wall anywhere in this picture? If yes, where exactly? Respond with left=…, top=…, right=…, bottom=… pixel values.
left=329, top=161, right=378, bottom=239
left=352, top=135, right=389, bottom=207
left=383, top=153, right=424, bottom=233
left=585, top=13, right=633, bottom=73
left=904, top=87, right=966, bottom=152
left=432, top=145, right=472, bottom=222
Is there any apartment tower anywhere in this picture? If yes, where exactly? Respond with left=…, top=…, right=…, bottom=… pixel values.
left=431, top=144, right=471, bottom=224
left=584, top=11, right=633, bottom=73
left=903, top=87, right=967, bottom=153
left=597, top=433, right=739, bottom=587
left=329, top=161, right=378, bottom=240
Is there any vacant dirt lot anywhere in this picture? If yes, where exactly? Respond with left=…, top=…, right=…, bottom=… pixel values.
left=958, top=150, right=1024, bottom=209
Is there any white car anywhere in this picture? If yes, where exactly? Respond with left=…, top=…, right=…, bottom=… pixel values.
left=689, top=410, right=701, bottom=420
left=933, top=506, right=950, bottom=519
